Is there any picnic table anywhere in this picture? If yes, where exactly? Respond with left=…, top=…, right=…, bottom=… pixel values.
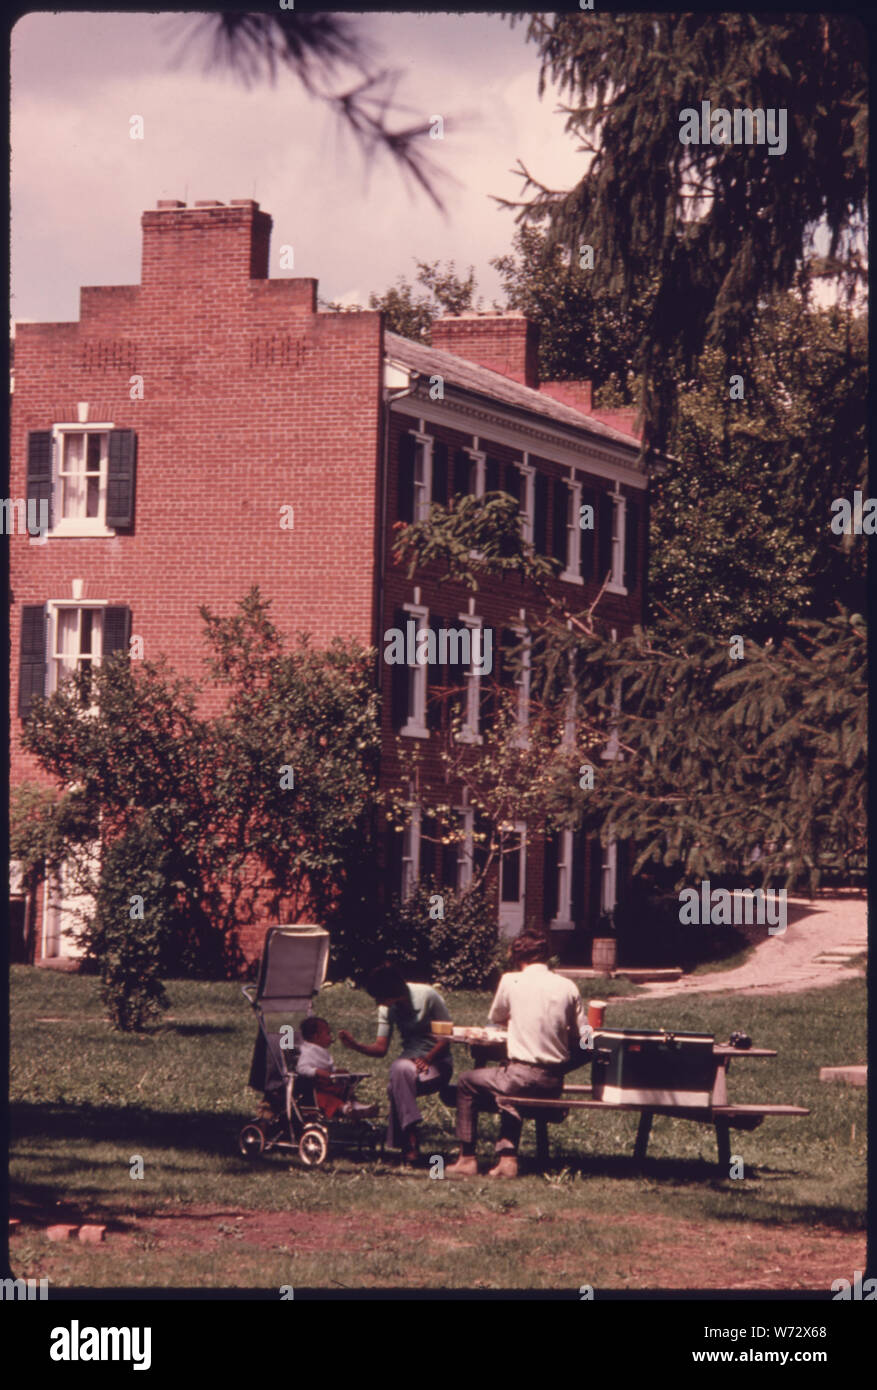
left=439, top=1027, right=809, bottom=1170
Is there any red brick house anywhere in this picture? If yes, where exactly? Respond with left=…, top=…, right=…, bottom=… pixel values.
left=10, top=199, right=654, bottom=966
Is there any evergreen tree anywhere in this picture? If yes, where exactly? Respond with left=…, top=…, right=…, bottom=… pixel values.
left=502, top=13, right=868, bottom=453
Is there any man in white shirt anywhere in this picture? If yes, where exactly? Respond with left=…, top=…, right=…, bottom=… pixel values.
left=445, top=932, right=592, bottom=1179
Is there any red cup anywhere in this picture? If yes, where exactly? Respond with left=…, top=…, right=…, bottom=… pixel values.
left=588, top=999, right=607, bottom=1029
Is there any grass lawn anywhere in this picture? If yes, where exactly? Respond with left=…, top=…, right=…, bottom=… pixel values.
left=9, top=965, right=866, bottom=1290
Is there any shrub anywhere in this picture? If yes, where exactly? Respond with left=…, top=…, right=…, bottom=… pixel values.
left=84, top=818, right=176, bottom=1031
left=374, top=880, right=501, bottom=991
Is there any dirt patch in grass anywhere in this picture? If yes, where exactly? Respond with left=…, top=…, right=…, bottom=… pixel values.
left=11, top=1200, right=864, bottom=1291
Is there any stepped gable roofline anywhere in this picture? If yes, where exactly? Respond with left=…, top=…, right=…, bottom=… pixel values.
left=384, top=330, right=644, bottom=454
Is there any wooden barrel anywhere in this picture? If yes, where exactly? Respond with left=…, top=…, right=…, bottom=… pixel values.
left=592, top=937, right=617, bottom=974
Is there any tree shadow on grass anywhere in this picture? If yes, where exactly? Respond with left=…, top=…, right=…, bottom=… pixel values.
left=10, top=1099, right=248, bottom=1155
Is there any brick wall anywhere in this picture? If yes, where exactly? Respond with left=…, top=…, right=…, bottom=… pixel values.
left=10, top=201, right=384, bottom=801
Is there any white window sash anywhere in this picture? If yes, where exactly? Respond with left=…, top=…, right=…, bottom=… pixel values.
left=400, top=603, right=429, bottom=738
left=50, top=426, right=116, bottom=537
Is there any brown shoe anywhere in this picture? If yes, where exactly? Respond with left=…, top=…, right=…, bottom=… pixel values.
left=444, top=1155, right=479, bottom=1179
left=488, top=1154, right=519, bottom=1179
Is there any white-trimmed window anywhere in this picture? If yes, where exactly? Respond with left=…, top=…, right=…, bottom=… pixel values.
left=48, top=603, right=105, bottom=704
left=562, top=476, right=584, bottom=584
left=519, top=456, right=535, bottom=545
left=498, top=821, right=527, bottom=936
left=551, top=828, right=575, bottom=931
left=400, top=600, right=429, bottom=738
left=601, top=838, right=618, bottom=916
left=413, top=433, right=433, bottom=523
left=456, top=805, right=474, bottom=891
left=456, top=614, right=485, bottom=744
left=607, top=485, right=627, bottom=593
left=51, top=427, right=115, bottom=537
left=401, top=798, right=422, bottom=902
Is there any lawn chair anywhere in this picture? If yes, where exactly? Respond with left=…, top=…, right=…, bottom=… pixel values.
left=238, top=925, right=380, bottom=1167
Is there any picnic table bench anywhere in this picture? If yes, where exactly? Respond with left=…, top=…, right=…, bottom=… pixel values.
left=444, top=1031, right=809, bottom=1171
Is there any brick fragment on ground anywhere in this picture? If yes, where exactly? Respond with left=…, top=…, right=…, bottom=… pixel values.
left=46, top=1224, right=78, bottom=1241
left=78, top=1224, right=106, bottom=1244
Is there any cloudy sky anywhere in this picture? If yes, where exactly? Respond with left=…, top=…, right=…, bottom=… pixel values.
left=11, top=10, right=586, bottom=326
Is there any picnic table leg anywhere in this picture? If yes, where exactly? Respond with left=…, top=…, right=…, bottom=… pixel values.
left=633, top=1110, right=653, bottom=1165
left=535, top=1117, right=550, bottom=1168
left=714, top=1119, right=731, bottom=1171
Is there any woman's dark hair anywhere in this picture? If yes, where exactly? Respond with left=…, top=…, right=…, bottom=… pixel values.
left=365, top=962, right=408, bottom=999
left=510, top=931, right=551, bottom=968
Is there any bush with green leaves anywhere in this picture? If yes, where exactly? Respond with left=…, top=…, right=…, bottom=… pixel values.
left=86, top=817, right=177, bottom=1031
left=374, top=881, right=501, bottom=991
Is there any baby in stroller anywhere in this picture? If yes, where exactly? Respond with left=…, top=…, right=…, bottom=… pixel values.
left=296, top=1017, right=378, bottom=1120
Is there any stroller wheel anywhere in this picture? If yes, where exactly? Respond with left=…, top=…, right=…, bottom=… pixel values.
left=239, top=1123, right=266, bottom=1159
left=299, top=1124, right=329, bottom=1167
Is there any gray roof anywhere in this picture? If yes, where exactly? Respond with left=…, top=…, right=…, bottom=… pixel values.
left=384, top=330, right=641, bottom=451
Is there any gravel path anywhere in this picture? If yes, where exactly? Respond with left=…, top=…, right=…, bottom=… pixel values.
left=624, top=895, right=868, bottom=1001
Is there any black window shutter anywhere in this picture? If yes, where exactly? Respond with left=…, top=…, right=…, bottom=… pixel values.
left=504, top=463, right=522, bottom=505
left=485, top=456, right=500, bottom=493
left=426, top=613, right=445, bottom=733
left=447, top=622, right=468, bottom=722
left=623, top=499, right=639, bottom=590
left=571, top=828, right=587, bottom=925
left=452, top=449, right=471, bottom=499
left=106, top=430, right=137, bottom=528
left=533, top=472, right=549, bottom=554
left=579, top=487, right=596, bottom=580
left=26, top=432, right=53, bottom=531
left=552, top=478, right=569, bottom=565
left=102, top=606, right=131, bottom=659
left=543, top=833, right=559, bottom=923
left=431, top=441, right=448, bottom=505
left=397, top=432, right=416, bottom=522
left=390, top=607, right=411, bottom=729
left=18, top=605, right=47, bottom=719
left=597, top=492, right=614, bottom=581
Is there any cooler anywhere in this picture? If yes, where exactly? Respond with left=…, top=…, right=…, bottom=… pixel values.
left=591, top=1028, right=716, bottom=1107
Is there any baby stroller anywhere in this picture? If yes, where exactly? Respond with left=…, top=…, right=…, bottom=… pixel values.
left=238, top=925, right=381, bottom=1167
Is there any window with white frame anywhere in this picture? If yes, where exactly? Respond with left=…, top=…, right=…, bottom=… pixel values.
left=456, top=805, right=474, bottom=892
left=519, top=458, right=535, bottom=545
left=498, top=821, right=527, bottom=935
left=400, top=600, right=429, bottom=738
left=49, top=605, right=104, bottom=705
left=413, top=434, right=433, bottom=522
left=456, top=614, right=485, bottom=744
left=52, top=428, right=115, bottom=536
left=551, top=828, right=575, bottom=930
left=600, top=838, right=618, bottom=917
left=562, top=476, right=584, bottom=583
left=607, top=486, right=627, bottom=592
left=401, top=800, right=422, bottom=902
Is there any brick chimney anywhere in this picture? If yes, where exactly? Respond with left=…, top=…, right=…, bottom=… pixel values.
left=431, top=312, right=539, bottom=389
left=141, top=199, right=273, bottom=288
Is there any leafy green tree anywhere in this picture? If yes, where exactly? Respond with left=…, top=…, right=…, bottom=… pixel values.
left=323, top=260, right=480, bottom=341
left=503, top=12, right=868, bottom=452
left=651, top=294, right=867, bottom=632
left=392, top=496, right=867, bottom=893
left=20, top=590, right=382, bottom=1017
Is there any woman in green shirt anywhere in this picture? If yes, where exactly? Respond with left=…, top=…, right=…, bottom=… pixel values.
left=339, top=962, right=453, bottom=1165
